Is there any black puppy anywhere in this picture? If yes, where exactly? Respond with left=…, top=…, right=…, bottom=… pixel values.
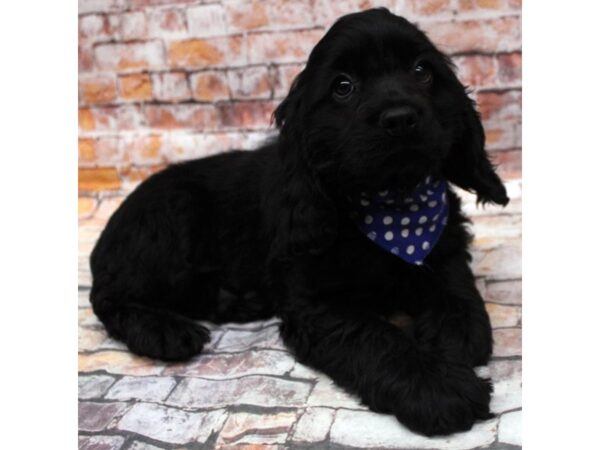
left=90, top=8, right=509, bottom=436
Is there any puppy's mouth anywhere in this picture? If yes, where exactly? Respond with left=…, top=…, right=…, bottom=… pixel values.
left=374, top=147, right=443, bottom=190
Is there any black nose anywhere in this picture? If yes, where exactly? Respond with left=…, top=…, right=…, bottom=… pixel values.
left=379, top=106, right=419, bottom=135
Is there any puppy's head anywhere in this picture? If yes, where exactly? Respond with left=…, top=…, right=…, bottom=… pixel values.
left=272, top=8, right=508, bottom=256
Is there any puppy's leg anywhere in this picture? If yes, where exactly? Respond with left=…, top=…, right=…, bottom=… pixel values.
left=90, top=178, right=219, bottom=361
left=415, top=257, right=493, bottom=367
left=279, top=299, right=493, bottom=436
left=91, top=294, right=210, bottom=361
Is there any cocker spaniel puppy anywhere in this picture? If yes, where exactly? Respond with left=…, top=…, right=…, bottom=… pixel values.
left=90, top=8, right=509, bottom=436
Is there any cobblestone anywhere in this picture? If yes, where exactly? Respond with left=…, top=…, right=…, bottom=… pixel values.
left=216, top=411, right=298, bottom=446
left=216, top=326, right=285, bottom=352
left=289, top=361, right=324, bottom=380
left=473, top=240, right=521, bottom=279
left=79, top=401, right=128, bottom=432
left=79, top=326, right=109, bottom=351
left=307, top=378, right=368, bottom=410
left=330, top=409, right=499, bottom=449
left=498, top=410, right=522, bottom=446
left=493, top=328, right=522, bottom=357
left=79, top=435, right=126, bottom=450
left=116, top=402, right=227, bottom=445
left=486, top=279, right=522, bottom=305
left=292, top=407, right=336, bottom=442
left=105, top=376, right=177, bottom=402
left=79, top=351, right=165, bottom=376
left=78, top=374, right=116, bottom=399
left=79, top=289, right=91, bottom=307
left=79, top=307, right=102, bottom=327
left=167, top=375, right=312, bottom=409
left=126, top=442, right=165, bottom=450
left=485, top=303, right=522, bottom=328
left=479, top=360, right=522, bottom=414
left=163, top=349, right=296, bottom=378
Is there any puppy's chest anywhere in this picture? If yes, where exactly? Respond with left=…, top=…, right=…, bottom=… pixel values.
left=311, top=228, right=439, bottom=306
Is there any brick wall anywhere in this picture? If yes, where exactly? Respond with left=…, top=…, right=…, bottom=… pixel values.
left=78, top=0, right=522, bottom=220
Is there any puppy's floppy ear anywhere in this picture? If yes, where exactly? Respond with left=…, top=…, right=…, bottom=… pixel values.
left=443, top=92, right=509, bottom=206
left=268, top=71, right=337, bottom=258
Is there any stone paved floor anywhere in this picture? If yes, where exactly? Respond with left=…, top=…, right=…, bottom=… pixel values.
left=78, top=180, right=522, bottom=450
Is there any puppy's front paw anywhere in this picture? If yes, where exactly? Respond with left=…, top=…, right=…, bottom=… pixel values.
left=440, top=311, right=493, bottom=367
left=395, top=361, right=494, bottom=436
left=416, top=308, right=493, bottom=367
left=126, top=315, right=210, bottom=361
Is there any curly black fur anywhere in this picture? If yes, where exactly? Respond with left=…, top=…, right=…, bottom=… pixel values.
left=90, top=9, right=509, bottom=436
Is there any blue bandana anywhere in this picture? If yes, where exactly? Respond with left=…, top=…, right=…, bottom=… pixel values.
left=350, top=177, right=449, bottom=265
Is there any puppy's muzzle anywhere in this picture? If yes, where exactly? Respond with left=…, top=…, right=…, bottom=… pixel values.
left=379, top=105, right=419, bottom=136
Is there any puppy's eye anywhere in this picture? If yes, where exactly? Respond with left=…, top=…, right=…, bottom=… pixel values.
left=332, top=75, right=354, bottom=99
left=413, top=63, right=433, bottom=85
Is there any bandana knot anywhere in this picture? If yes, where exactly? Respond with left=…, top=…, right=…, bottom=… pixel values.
left=350, top=176, right=449, bottom=265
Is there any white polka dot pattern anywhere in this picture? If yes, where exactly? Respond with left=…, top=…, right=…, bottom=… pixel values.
left=351, top=177, right=449, bottom=265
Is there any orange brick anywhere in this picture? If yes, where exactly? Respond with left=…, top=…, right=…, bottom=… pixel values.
left=79, top=137, right=121, bottom=166
left=116, top=105, right=144, bottom=130
left=79, top=167, right=121, bottom=192
left=78, top=197, right=98, bottom=219
left=497, top=52, right=522, bottom=85
left=228, top=66, right=271, bottom=100
left=458, top=0, right=504, bottom=10
left=407, top=0, right=452, bottom=15
left=508, top=0, right=521, bottom=8
left=152, top=72, right=191, bottom=102
left=130, top=0, right=195, bottom=6
left=79, top=15, right=109, bottom=43
left=273, top=64, right=303, bottom=98
left=454, top=55, right=497, bottom=88
left=79, top=0, right=128, bottom=14
left=420, top=16, right=521, bottom=54
left=476, top=90, right=521, bottom=121
left=483, top=120, right=521, bottom=151
left=148, top=8, right=186, bottom=36
left=78, top=13, right=119, bottom=42
left=120, top=135, right=164, bottom=164
left=187, top=4, right=227, bottom=38
left=313, top=0, right=360, bottom=26
left=491, top=149, right=521, bottom=177
left=80, top=76, right=117, bottom=104
left=79, top=138, right=96, bottom=163
left=120, top=11, right=147, bottom=40
left=168, top=132, right=244, bottom=160
left=79, top=108, right=95, bottom=131
left=145, top=104, right=217, bottom=130
left=248, top=30, right=321, bottom=64
left=267, top=0, right=314, bottom=29
left=224, top=0, right=268, bottom=32
left=95, top=41, right=165, bottom=71
left=94, top=196, right=126, bottom=222
left=81, top=107, right=119, bottom=132
left=79, top=46, right=94, bottom=72
left=120, top=164, right=166, bottom=189
left=356, top=0, right=397, bottom=9
left=190, top=71, right=229, bottom=101
left=118, top=73, right=153, bottom=101
left=218, top=101, right=276, bottom=130
left=477, top=0, right=503, bottom=7
left=168, top=36, right=243, bottom=68
left=485, top=128, right=504, bottom=145
left=96, top=137, right=121, bottom=165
